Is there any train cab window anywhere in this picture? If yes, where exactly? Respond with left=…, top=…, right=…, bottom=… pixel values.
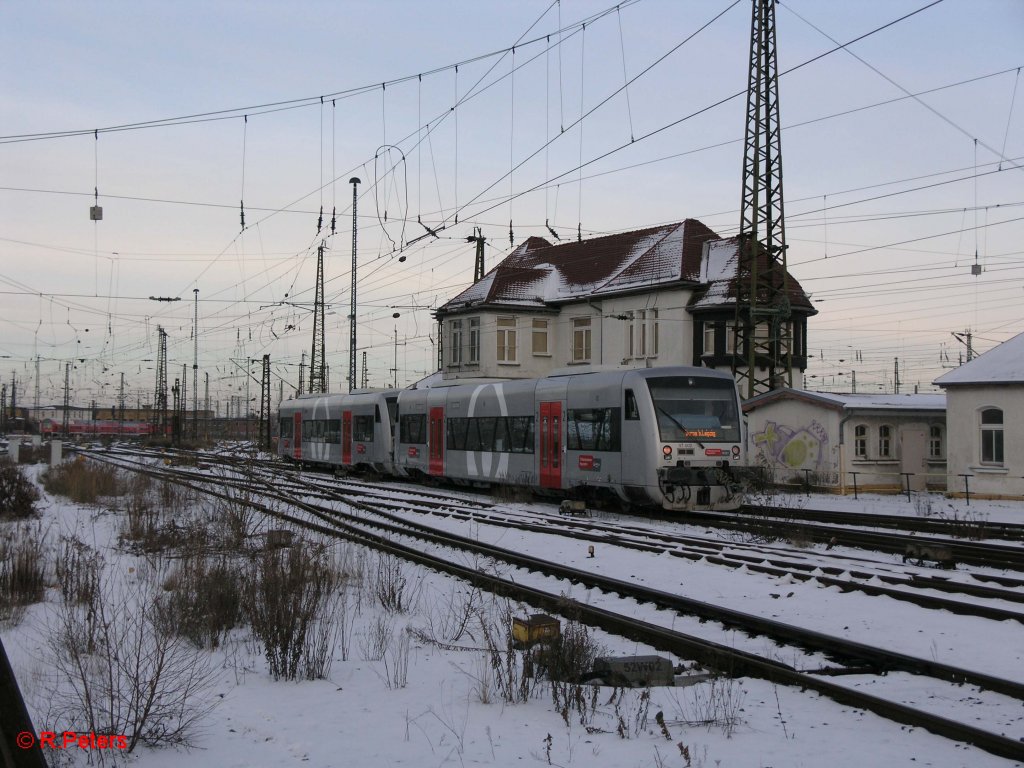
left=385, top=396, right=398, bottom=426
left=646, top=375, right=740, bottom=443
left=375, top=404, right=381, bottom=423
left=625, top=389, right=639, bottom=420
left=353, top=414, right=375, bottom=442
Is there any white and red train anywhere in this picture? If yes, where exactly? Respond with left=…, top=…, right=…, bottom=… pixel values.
left=277, top=366, right=746, bottom=512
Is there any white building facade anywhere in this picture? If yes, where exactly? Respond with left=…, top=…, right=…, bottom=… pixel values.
left=935, top=331, right=1024, bottom=500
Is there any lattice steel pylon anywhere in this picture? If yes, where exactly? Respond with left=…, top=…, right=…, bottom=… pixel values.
left=732, top=0, right=793, bottom=399
left=259, top=354, right=272, bottom=451
left=154, top=326, right=168, bottom=436
left=308, top=242, right=327, bottom=394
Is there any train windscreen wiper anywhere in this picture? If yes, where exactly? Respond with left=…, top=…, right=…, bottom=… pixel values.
left=656, top=406, right=705, bottom=449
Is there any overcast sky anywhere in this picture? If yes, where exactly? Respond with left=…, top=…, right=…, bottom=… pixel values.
left=2, top=0, right=1022, bottom=408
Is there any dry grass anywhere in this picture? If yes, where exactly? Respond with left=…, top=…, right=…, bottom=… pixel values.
left=41, top=457, right=125, bottom=505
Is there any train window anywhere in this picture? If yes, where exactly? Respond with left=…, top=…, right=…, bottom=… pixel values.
left=385, top=396, right=398, bottom=425
left=353, top=415, right=375, bottom=442
left=646, top=376, right=740, bottom=442
left=400, top=414, right=426, bottom=444
left=447, top=418, right=469, bottom=451
left=375, top=405, right=381, bottom=423
left=279, top=417, right=293, bottom=438
left=624, top=390, right=639, bottom=420
left=508, top=416, right=535, bottom=453
left=567, top=408, right=622, bottom=452
left=326, top=419, right=341, bottom=444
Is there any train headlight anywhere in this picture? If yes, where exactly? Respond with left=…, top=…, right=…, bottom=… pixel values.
left=731, top=445, right=741, bottom=459
left=662, top=445, right=672, bottom=459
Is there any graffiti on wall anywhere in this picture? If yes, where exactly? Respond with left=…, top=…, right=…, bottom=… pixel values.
left=753, top=419, right=834, bottom=475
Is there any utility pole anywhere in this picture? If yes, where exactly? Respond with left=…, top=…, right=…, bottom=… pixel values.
left=467, top=227, right=486, bottom=282
left=204, top=372, right=210, bottom=442
left=118, top=372, right=125, bottom=431
left=309, top=242, right=327, bottom=394
left=154, top=326, right=168, bottom=437
left=732, top=0, right=792, bottom=398
left=361, top=351, right=368, bottom=390
left=392, top=326, right=399, bottom=389
left=1, top=383, right=6, bottom=432
left=193, top=287, right=199, bottom=439
left=348, top=176, right=361, bottom=392
left=298, top=352, right=306, bottom=397
left=62, top=363, right=70, bottom=437
left=259, top=354, right=271, bottom=451
left=894, top=358, right=901, bottom=394
left=34, top=356, right=40, bottom=422
left=951, top=330, right=974, bottom=363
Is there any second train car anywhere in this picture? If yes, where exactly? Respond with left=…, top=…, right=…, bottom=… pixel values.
left=277, top=366, right=745, bottom=512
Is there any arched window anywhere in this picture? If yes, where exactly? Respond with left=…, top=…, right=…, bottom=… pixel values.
left=878, top=425, right=892, bottom=458
left=854, top=425, right=867, bottom=458
left=929, top=425, right=943, bottom=459
left=981, top=408, right=1004, bottom=464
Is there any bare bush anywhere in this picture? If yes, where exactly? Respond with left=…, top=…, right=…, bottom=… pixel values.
left=41, top=457, right=124, bottom=505
left=668, top=674, right=746, bottom=737
left=42, top=573, right=216, bottom=752
left=360, top=613, right=394, bottom=661
left=56, top=534, right=103, bottom=608
left=374, top=553, right=421, bottom=613
left=383, top=627, right=412, bottom=689
left=246, top=542, right=340, bottom=680
left=161, top=554, right=245, bottom=649
left=0, top=459, right=39, bottom=518
left=0, top=521, right=48, bottom=624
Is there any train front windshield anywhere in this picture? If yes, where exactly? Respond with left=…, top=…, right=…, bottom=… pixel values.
left=646, top=376, right=740, bottom=443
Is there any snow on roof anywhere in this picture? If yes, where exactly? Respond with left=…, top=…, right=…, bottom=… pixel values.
left=933, top=330, right=1024, bottom=386
left=744, top=388, right=946, bottom=412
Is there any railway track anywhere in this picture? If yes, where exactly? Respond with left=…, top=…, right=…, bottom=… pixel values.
left=80, top=447, right=1024, bottom=761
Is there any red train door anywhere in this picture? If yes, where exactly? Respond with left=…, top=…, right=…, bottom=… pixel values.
left=293, top=412, right=303, bottom=460
left=539, top=401, right=562, bottom=489
left=342, top=411, right=352, bottom=465
left=428, top=406, right=444, bottom=476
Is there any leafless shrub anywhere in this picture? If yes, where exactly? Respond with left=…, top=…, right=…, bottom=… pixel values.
left=0, top=521, right=48, bottom=624
left=246, top=542, right=339, bottom=680
left=160, top=554, right=245, bottom=649
left=413, top=583, right=483, bottom=647
left=56, top=534, right=103, bottom=608
left=360, top=613, right=394, bottom=661
left=210, top=488, right=257, bottom=548
left=383, top=626, right=412, bottom=689
left=491, top=482, right=533, bottom=504
left=40, top=457, right=124, bottom=505
left=0, top=459, right=40, bottom=518
left=374, top=553, right=422, bottom=613
left=667, top=674, right=746, bottom=737
left=42, top=572, right=216, bottom=753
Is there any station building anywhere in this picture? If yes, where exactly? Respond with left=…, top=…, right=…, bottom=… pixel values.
left=742, top=390, right=947, bottom=494
left=934, top=330, right=1024, bottom=500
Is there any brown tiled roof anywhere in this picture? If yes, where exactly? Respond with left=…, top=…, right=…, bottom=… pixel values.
left=437, top=218, right=814, bottom=315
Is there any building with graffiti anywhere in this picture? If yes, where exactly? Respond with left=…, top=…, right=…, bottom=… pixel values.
left=743, top=389, right=946, bottom=494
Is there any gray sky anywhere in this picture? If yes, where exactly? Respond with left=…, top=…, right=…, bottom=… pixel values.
left=2, top=0, right=1022, bottom=407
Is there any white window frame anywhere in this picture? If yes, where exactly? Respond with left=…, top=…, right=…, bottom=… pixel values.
left=854, top=425, right=867, bottom=458
left=468, top=317, right=480, bottom=364
left=980, top=408, right=1004, bottom=465
left=532, top=318, right=550, bottom=356
left=703, top=322, right=716, bottom=357
left=878, top=424, right=893, bottom=458
left=929, top=425, right=943, bottom=459
left=572, top=317, right=592, bottom=363
left=648, top=309, right=659, bottom=357
left=450, top=319, right=463, bottom=365
left=496, top=316, right=517, bottom=363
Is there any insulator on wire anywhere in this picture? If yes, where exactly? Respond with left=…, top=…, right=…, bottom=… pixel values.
left=509, top=220, right=514, bottom=248
left=330, top=207, right=336, bottom=235
left=240, top=200, right=245, bottom=230
left=317, top=205, right=323, bottom=234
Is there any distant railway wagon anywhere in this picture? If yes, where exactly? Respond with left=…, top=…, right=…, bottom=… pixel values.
left=278, top=366, right=745, bottom=512
left=38, top=418, right=154, bottom=437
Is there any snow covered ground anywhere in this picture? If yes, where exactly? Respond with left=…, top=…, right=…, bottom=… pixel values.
left=2, top=460, right=1022, bottom=768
